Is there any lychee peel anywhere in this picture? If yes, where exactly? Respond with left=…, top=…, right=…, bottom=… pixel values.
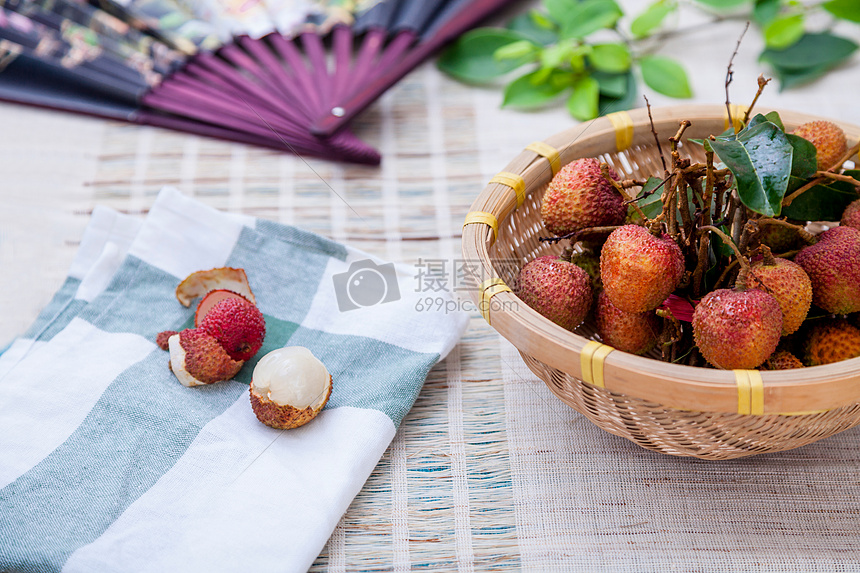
left=764, top=349, right=804, bottom=370
left=195, top=289, right=252, bottom=327
left=516, top=255, right=592, bottom=332
left=199, top=297, right=266, bottom=362
left=540, top=158, right=625, bottom=237
left=692, top=288, right=783, bottom=370
left=250, top=347, right=332, bottom=430
left=156, top=330, right=178, bottom=351
left=175, top=267, right=256, bottom=307
left=600, top=225, right=685, bottom=313
left=168, top=329, right=244, bottom=387
left=795, top=226, right=860, bottom=315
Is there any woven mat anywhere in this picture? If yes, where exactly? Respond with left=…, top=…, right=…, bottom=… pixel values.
left=3, top=6, right=860, bottom=568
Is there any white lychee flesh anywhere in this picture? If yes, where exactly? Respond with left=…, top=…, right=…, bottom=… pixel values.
left=251, top=346, right=330, bottom=409
left=168, top=333, right=202, bottom=387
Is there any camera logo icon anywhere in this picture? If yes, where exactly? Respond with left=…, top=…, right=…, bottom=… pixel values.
left=332, top=259, right=401, bottom=312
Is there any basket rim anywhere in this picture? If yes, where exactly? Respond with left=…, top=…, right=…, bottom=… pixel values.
left=461, top=103, right=860, bottom=416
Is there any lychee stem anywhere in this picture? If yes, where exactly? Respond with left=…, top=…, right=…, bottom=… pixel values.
left=699, top=224, right=748, bottom=273
left=759, top=244, right=777, bottom=266
left=601, top=163, right=649, bottom=222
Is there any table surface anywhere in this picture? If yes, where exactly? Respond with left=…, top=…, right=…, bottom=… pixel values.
left=3, top=2, right=860, bottom=570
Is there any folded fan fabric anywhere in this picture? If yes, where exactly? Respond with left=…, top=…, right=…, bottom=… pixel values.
left=0, top=187, right=468, bottom=572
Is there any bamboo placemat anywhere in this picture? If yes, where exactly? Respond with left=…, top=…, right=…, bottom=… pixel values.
left=3, top=13, right=860, bottom=567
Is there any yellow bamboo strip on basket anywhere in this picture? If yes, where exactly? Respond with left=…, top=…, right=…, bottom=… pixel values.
left=725, top=104, right=748, bottom=131
left=463, top=211, right=498, bottom=245
left=478, top=278, right=512, bottom=325
left=525, top=141, right=562, bottom=175
left=489, top=172, right=527, bottom=208
left=735, top=370, right=764, bottom=415
left=580, top=341, right=615, bottom=388
left=606, top=111, right=634, bottom=151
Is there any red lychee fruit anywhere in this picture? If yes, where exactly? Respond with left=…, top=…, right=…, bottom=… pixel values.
left=199, top=297, right=267, bottom=362
left=792, top=120, right=849, bottom=170
left=515, top=255, right=592, bottom=331
left=594, top=290, right=660, bottom=355
left=748, top=253, right=812, bottom=335
left=540, top=158, right=625, bottom=237
left=795, top=226, right=860, bottom=315
left=692, top=288, right=783, bottom=370
left=194, top=289, right=252, bottom=327
left=764, top=349, right=804, bottom=370
left=600, top=225, right=685, bottom=313
left=841, top=199, right=860, bottom=231
left=168, top=328, right=244, bottom=386
left=802, top=319, right=860, bottom=366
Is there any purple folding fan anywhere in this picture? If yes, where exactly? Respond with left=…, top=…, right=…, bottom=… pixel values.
left=0, top=0, right=518, bottom=165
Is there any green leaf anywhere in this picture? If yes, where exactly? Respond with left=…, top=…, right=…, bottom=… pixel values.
left=495, top=40, right=540, bottom=61
left=592, top=71, right=629, bottom=97
left=544, top=0, right=573, bottom=26
left=630, top=0, right=676, bottom=37
left=598, top=70, right=637, bottom=115
left=823, top=0, right=860, bottom=23
left=437, top=29, right=537, bottom=82
left=764, top=14, right=805, bottom=49
left=753, top=0, right=781, bottom=26
left=691, top=0, right=751, bottom=9
left=639, top=55, right=692, bottom=98
left=636, top=177, right=667, bottom=219
left=760, top=32, right=858, bottom=71
left=589, top=43, right=631, bottom=72
left=768, top=62, right=833, bottom=91
left=785, top=133, right=817, bottom=179
left=710, top=121, right=793, bottom=216
left=558, top=0, right=624, bottom=40
left=782, top=179, right=858, bottom=221
left=502, top=69, right=569, bottom=108
left=567, top=75, right=600, bottom=120
left=507, top=10, right=560, bottom=46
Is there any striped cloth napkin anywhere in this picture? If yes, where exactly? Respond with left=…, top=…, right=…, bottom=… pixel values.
left=0, top=186, right=468, bottom=572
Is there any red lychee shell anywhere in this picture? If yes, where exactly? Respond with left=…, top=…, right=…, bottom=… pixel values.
left=795, top=226, right=860, bottom=315
left=748, top=258, right=812, bottom=335
left=249, top=375, right=332, bottom=430
left=539, top=158, right=625, bottom=237
left=170, top=328, right=244, bottom=385
left=792, top=120, right=848, bottom=170
left=515, top=255, right=592, bottom=331
left=600, top=225, right=685, bottom=313
left=841, top=199, right=860, bottom=231
left=594, top=290, right=660, bottom=355
left=802, top=319, right=860, bottom=366
left=156, top=330, right=178, bottom=351
left=692, top=288, right=783, bottom=370
left=200, top=297, right=266, bottom=362
left=194, top=289, right=251, bottom=327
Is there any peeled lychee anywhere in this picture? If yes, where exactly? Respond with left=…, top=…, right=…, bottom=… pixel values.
left=748, top=254, right=812, bottom=335
left=841, top=199, right=860, bottom=231
left=250, top=347, right=332, bottom=430
left=792, top=120, right=849, bottom=171
left=600, top=225, right=685, bottom=313
left=168, top=328, right=244, bottom=387
left=175, top=267, right=256, bottom=307
left=515, top=255, right=592, bottom=331
left=199, top=297, right=266, bottom=362
left=540, top=158, right=625, bottom=237
left=594, top=290, right=660, bottom=355
left=795, top=226, right=860, bottom=315
left=802, top=319, right=860, bottom=366
left=692, top=288, right=783, bottom=370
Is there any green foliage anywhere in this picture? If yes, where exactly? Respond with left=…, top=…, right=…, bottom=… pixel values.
left=437, top=0, right=859, bottom=122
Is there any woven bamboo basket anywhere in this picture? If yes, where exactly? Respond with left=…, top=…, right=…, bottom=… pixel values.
left=462, top=104, right=860, bottom=460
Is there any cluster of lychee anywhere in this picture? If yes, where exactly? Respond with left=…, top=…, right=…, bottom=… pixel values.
left=516, top=121, right=860, bottom=371
left=157, top=268, right=331, bottom=429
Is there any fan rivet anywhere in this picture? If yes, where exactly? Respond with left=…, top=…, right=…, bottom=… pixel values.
left=331, top=107, right=346, bottom=117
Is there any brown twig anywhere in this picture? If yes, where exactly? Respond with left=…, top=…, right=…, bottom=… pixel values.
left=725, top=21, right=750, bottom=133
left=784, top=141, right=860, bottom=206
left=538, top=225, right=621, bottom=244
left=742, top=74, right=771, bottom=125
left=644, top=95, right=668, bottom=175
